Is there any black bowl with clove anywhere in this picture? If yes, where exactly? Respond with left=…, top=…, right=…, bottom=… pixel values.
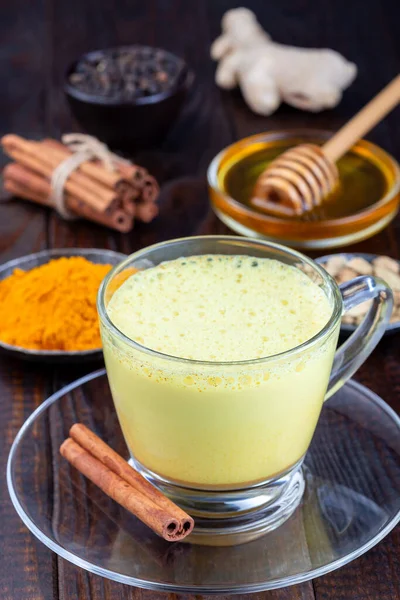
left=65, top=46, right=193, bottom=149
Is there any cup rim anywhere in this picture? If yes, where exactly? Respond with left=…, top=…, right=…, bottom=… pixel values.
left=97, top=235, right=343, bottom=366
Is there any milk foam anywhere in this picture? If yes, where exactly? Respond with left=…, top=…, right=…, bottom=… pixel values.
left=107, top=255, right=332, bottom=362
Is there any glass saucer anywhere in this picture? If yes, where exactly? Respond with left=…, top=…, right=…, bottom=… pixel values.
left=7, top=369, right=400, bottom=593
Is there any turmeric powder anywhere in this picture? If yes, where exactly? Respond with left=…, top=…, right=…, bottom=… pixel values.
left=0, top=256, right=112, bottom=351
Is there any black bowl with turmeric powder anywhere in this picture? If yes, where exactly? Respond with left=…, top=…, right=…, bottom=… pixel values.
left=0, top=248, right=125, bottom=362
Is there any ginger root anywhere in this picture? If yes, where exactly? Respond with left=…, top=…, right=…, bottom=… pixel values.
left=211, top=8, right=357, bottom=115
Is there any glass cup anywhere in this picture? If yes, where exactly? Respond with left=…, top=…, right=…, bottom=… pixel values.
left=98, top=236, right=392, bottom=545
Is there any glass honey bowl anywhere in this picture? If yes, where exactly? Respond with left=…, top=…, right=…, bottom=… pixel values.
left=207, top=130, right=400, bottom=249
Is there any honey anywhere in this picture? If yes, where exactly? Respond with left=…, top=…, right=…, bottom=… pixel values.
left=208, top=131, right=400, bottom=249
left=225, top=143, right=387, bottom=220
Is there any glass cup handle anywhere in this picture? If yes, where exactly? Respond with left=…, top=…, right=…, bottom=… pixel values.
left=326, top=275, right=393, bottom=400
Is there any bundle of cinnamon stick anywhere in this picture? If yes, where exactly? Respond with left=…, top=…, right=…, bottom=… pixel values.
left=1, top=135, right=160, bottom=233
left=60, top=423, right=194, bottom=542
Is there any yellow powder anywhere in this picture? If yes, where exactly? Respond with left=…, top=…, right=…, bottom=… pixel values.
left=0, top=256, right=112, bottom=350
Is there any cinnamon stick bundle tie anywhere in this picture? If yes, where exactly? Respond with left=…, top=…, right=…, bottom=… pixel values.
left=62, top=133, right=131, bottom=172
left=60, top=423, right=194, bottom=542
left=50, top=152, right=85, bottom=219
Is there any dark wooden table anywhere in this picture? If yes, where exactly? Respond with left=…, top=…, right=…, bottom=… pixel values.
left=1, top=1, right=399, bottom=598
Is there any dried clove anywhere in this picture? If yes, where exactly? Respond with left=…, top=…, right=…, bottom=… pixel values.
left=69, top=46, right=186, bottom=101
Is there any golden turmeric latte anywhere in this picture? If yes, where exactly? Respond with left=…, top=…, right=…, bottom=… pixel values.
left=0, top=256, right=112, bottom=351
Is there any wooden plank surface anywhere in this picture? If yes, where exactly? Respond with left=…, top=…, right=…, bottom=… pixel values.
left=0, top=0, right=399, bottom=599
left=0, top=1, right=55, bottom=599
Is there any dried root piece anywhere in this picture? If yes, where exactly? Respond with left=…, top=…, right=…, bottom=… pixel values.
left=346, top=300, right=373, bottom=318
left=320, top=254, right=400, bottom=327
left=342, top=315, right=356, bottom=325
left=374, top=266, right=400, bottom=291
left=372, top=255, right=399, bottom=273
left=210, top=8, right=357, bottom=115
left=346, top=257, right=373, bottom=275
left=323, top=255, right=346, bottom=277
left=391, top=291, right=400, bottom=322
left=336, top=267, right=358, bottom=284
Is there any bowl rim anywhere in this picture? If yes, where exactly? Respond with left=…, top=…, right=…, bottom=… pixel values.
left=64, top=44, right=194, bottom=106
left=0, top=248, right=126, bottom=358
left=207, top=128, right=400, bottom=230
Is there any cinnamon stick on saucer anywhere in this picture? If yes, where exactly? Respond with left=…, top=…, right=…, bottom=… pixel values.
left=60, top=423, right=194, bottom=542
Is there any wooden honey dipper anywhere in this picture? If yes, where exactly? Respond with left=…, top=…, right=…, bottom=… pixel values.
left=251, top=75, right=400, bottom=217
